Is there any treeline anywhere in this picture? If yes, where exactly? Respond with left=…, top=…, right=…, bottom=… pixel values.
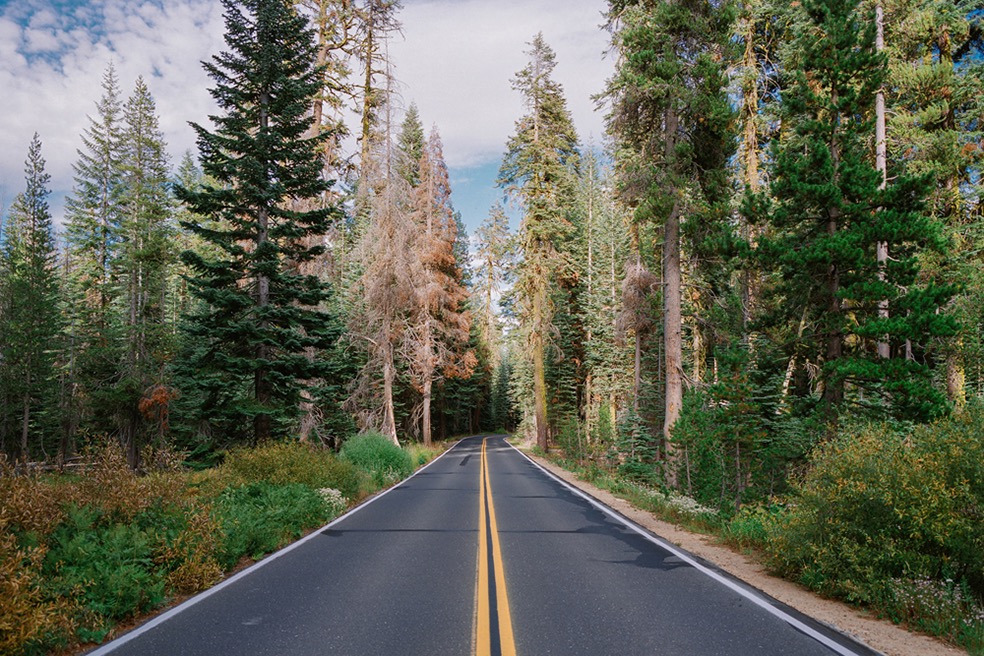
left=0, top=0, right=495, bottom=469
left=493, top=0, right=984, bottom=514
left=2, top=0, right=984, bottom=508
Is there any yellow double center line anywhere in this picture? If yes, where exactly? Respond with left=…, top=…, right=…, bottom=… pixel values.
left=476, top=438, right=517, bottom=656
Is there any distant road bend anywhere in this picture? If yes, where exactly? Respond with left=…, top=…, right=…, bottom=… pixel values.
left=88, top=436, right=879, bottom=656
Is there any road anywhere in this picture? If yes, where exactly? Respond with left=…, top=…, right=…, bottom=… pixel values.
left=88, top=436, right=878, bottom=656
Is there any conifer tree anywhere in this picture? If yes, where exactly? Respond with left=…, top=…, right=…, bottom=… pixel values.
left=0, top=134, right=60, bottom=459
left=606, top=0, right=736, bottom=482
left=176, top=0, right=342, bottom=444
left=397, top=102, right=425, bottom=187
left=499, top=33, right=580, bottom=450
left=405, top=128, right=473, bottom=446
left=473, top=202, right=513, bottom=369
left=754, top=0, right=956, bottom=426
left=115, top=77, right=175, bottom=466
left=63, top=63, right=125, bottom=439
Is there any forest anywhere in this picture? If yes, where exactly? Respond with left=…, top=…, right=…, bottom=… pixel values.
left=1, top=0, right=984, bottom=653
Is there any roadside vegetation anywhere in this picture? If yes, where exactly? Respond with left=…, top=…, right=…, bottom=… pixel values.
left=544, top=406, right=984, bottom=655
left=0, top=435, right=442, bottom=655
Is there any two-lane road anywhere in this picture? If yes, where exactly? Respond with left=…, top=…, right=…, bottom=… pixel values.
left=88, top=436, right=878, bottom=656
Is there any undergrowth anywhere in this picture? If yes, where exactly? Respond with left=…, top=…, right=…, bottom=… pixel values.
left=0, top=436, right=441, bottom=655
left=544, top=405, right=984, bottom=655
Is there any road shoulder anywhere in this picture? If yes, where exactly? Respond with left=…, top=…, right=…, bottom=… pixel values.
left=524, top=451, right=965, bottom=656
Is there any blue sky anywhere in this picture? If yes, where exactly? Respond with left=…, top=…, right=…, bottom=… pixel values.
left=0, top=0, right=613, bottom=235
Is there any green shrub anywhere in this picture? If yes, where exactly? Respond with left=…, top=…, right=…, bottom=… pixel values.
left=764, top=409, right=984, bottom=649
left=339, top=432, right=413, bottom=487
left=218, top=441, right=363, bottom=500
left=723, top=502, right=785, bottom=551
left=42, top=505, right=167, bottom=643
left=211, top=482, right=331, bottom=569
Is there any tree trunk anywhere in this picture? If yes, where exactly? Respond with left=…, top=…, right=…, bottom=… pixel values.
left=663, top=198, right=682, bottom=487
left=422, top=376, right=432, bottom=448
left=20, top=390, right=30, bottom=461
left=824, top=91, right=844, bottom=433
left=532, top=284, right=549, bottom=451
left=876, top=0, right=890, bottom=359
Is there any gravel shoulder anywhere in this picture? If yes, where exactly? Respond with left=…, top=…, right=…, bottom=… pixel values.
left=525, top=452, right=966, bottom=656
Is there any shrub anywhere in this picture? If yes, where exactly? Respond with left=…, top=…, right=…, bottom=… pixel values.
left=339, top=432, right=413, bottom=487
left=765, top=410, right=984, bottom=626
left=0, top=528, right=75, bottom=656
left=211, top=482, right=331, bottom=569
left=215, top=441, right=363, bottom=500
left=42, top=505, right=167, bottom=643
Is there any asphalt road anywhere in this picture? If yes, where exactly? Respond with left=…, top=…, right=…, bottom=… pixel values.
left=88, top=435, right=879, bottom=656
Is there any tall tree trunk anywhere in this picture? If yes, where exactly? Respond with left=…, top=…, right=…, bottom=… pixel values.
left=741, top=6, right=761, bottom=336
left=663, top=103, right=682, bottom=486
left=382, top=336, right=398, bottom=445
left=533, top=281, right=549, bottom=451
left=824, top=91, right=844, bottom=433
left=876, top=0, right=890, bottom=359
left=663, top=198, right=682, bottom=485
left=422, top=376, right=432, bottom=448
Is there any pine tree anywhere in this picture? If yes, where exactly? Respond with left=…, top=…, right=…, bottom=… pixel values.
left=405, top=128, right=473, bottom=446
left=397, top=102, right=425, bottom=187
left=882, top=0, right=984, bottom=405
left=754, top=0, right=956, bottom=427
left=473, top=202, right=513, bottom=369
left=0, top=134, right=60, bottom=460
left=498, top=33, right=580, bottom=450
left=606, top=0, right=736, bottom=483
left=63, top=63, right=125, bottom=440
left=176, top=0, right=343, bottom=444
left=114, top=77, right=175, bottom=467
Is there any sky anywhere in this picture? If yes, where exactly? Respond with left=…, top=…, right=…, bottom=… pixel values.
left=0, top=0, right=615, bottom=234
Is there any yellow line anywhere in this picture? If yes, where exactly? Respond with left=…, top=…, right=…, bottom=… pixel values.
left=484, top=438, right=517, bottom=656
left=475, top=438, right=517, bottom=656
left=477, top=439, right=491, bottom=656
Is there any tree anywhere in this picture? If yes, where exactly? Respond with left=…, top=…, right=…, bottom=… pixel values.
left=753, top=0, right=955, bottom=427
left=176, top=0, right=343, bottom=444
left=606, top=0, right=736, bottom=482
left=115, top=77, right=175, bottom=467
left=404, top=128, right=473, bottom=446
left=0, top=134, right=60, bottom=460
left=473, top=202, right=514, bottom=369
left=498, top=33, right=580, bottom=451
left=63, top=62, right=125, bottom=441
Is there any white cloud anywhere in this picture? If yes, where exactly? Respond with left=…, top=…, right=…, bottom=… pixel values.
left=390, top=0, right=613, bottom=168
left=1, top=0, right=613, bottom=229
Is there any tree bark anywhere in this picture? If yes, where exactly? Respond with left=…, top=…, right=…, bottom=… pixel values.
left=876, top=0, right=890, bottom=359
left=663, top=103, right=682, bottom=486
left=532, top=281, right=549, bottom=451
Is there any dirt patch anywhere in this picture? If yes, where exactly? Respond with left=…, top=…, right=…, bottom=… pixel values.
left=527, top=453, right=965, bottom=656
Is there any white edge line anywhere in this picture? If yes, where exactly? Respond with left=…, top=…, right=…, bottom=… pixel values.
left=85, top=440, right=464, bottom=656
left=506, top=441, right=875, bottom=656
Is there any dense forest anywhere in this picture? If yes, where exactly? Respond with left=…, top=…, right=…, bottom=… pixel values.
left=2, top=0, right=984, bottom=651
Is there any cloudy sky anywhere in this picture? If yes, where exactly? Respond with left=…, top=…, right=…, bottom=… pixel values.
left=0, top=0, right=614, bottom=233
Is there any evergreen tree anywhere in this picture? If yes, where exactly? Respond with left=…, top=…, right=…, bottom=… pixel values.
left=753, top=0, right=956, bottom=426
left=404, top=128, right=473, bottom=445
left=498, top=33, right=580, bottom=450
left=606, top=0, right=736, bottom=483
left=397, top=102, right=425, bottom=187
left=0, top=134, right=60, bottom=460
left=882, top=0, right=984, bottom=405
left=115, top=77, right=175, bottom=467
left=473, top=202, right=513, bottom=369
left=176, top=0, right=343, bottom=444
left=63, top=62, right=125, bottom=440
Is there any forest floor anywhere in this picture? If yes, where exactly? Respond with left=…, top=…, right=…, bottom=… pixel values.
left=526, top=450, right=966, bottom=656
